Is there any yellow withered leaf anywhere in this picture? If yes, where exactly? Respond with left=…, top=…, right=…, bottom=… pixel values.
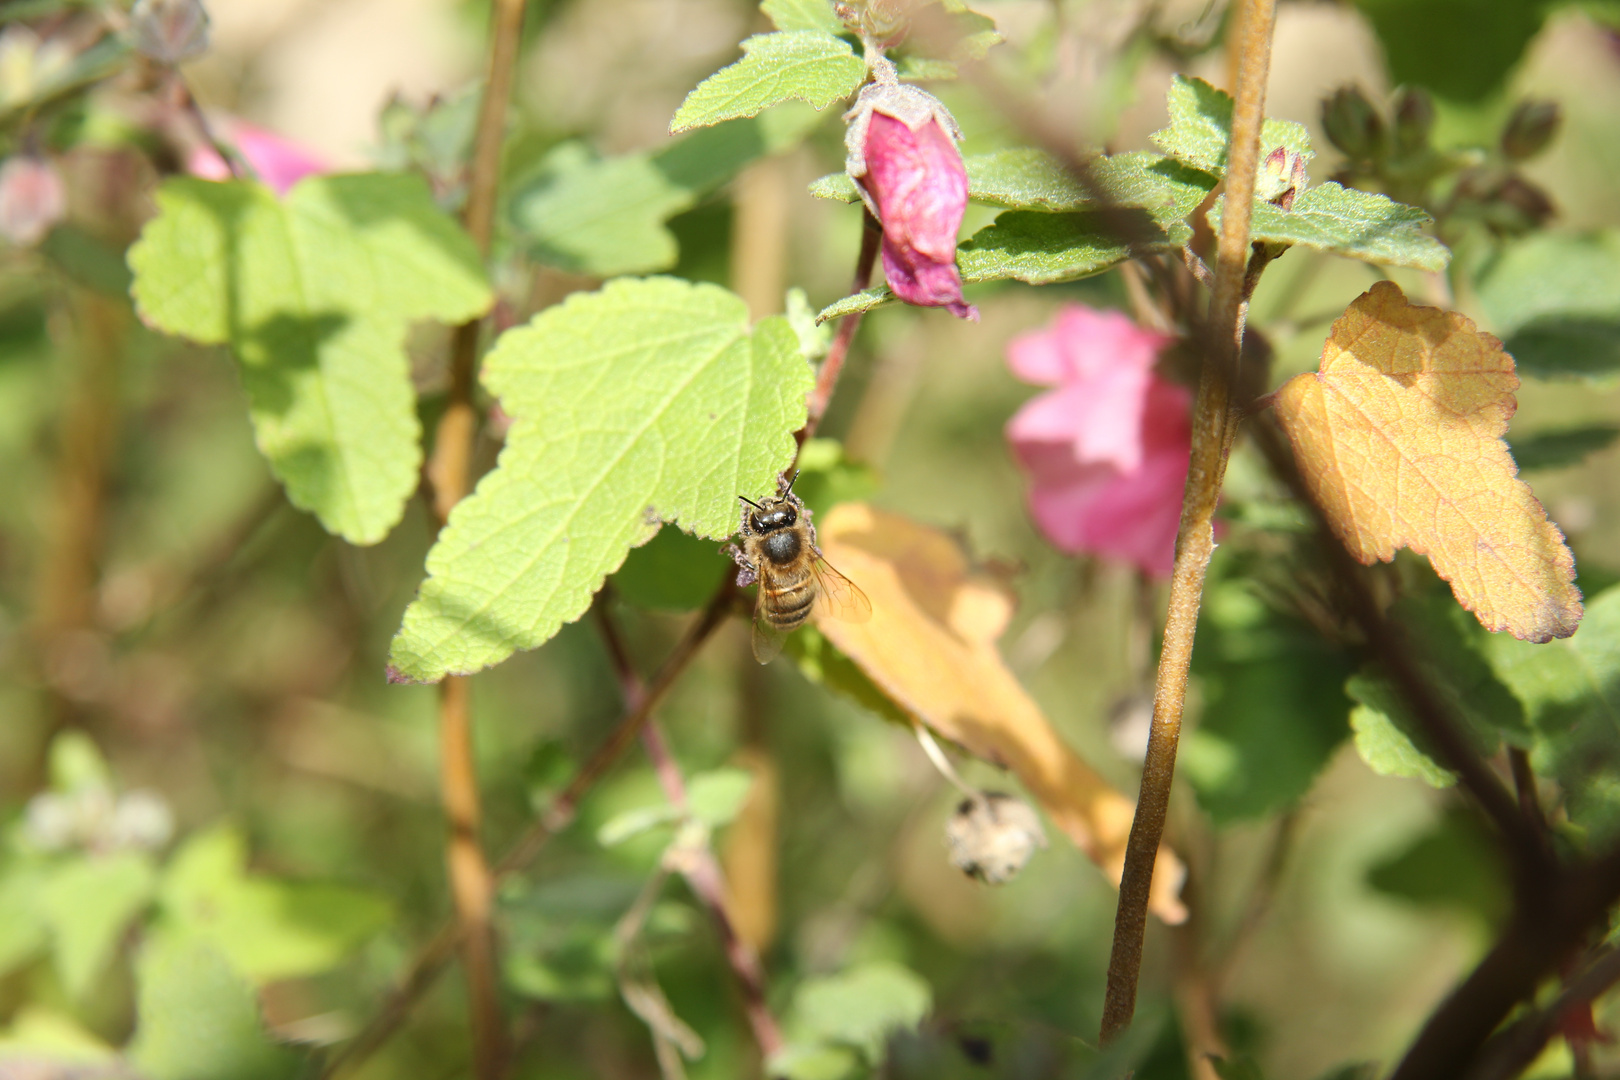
left=1275, top=280, right=1581, bottom=643
left=814, top=503, right=1188, bottom=924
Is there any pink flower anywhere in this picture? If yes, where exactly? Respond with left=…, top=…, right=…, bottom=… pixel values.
left=844, top=62, right=977, bottom=320
left=0, top=155, right=66, bottom=247
left=187, top=120, right=327, bottom=196
left=1005, top=305, right=1190, bottom=577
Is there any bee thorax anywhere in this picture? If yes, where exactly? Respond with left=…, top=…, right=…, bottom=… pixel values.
left=762, top=529, right=801, bottom=564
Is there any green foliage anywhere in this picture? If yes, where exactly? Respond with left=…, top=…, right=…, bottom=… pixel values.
left=1353, top=0, right=1546, bottom=102
left=38, top=852, right=156, bottom=1000
left=155, top=826, right=392, bottom=984
left=1475, top=230, right=1620, bottom=379
left=792, top=437, right=880, bottom=518
left=1210, top=182, right=1450, bottom=271
left=0, top=1008, right=117, bottom=1065
left=670, top=31, right=866, bottom=133
left=610, top=524, right=732, bottom=611
left=762, top=0, right=842, bottom=34
left=782, top=961, right=933, bottom=1066
left=1365, top=810, right=1509, bottom=928
left=1183, top=580, right=1353, bottom=821
left=596, top=768, right=753, bottom=846
left=1347, top=677, right=1457, bottom=788
left=1151, top=75, right=1313, bottom=179
left=128, top=174, right=494, bottom=544
left=128, top=938, right=298, bottom=1080
left=1509, top=423, right=1620, bottom=470
left=513, top=108, right=823, bottom=277
left=388, top=278, right=813, bottom=682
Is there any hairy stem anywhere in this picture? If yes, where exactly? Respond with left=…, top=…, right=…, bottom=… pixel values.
left=323, top=587, right=736, bottom=1080
left=1099, top=0, right=1277, bottom=1042
left=423, top=1, right=529, bottom=1075
left=802, top=211, right=880, bottom=444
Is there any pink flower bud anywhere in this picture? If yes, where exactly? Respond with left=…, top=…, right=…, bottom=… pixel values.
left=0, top=155, right=66, bottom=247
left=844, top=66, right=977, bottom=320
left=186, top=118, right=327, bottom=197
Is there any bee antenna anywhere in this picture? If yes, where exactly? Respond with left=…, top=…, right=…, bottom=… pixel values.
left=738, top=495, right=765, bottom=510
left=783, top=469, right=800, bottom=495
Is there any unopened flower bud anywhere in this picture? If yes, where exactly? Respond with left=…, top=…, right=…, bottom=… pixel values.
left=944, top=792, right=1047, bottom=884
left=1322, top=86, right=1385, bottom=163
left=1501, top=100, right=1561, bottom=162
left=130, top=0, right=210, bottom=65
left=1391, top=87, right=1434, bottom=157
left=0, top=155, right=65, bottom=247
left=1257, top=145, right=1309, bottom=211
left=845, top=59, right=978, bottom=320
left=1482, top=174, right=1556, bottom=236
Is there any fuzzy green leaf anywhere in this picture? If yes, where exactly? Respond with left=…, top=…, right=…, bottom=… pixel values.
left=1151, top=75, right=1313, bottom=177
left=1475, top=230, right=1620, bottom=379
left=791, top=961, right=932, bottom=1063
left=39, top=853, right=156, bottom=1001
left=671, top=31, right=865, bottom=133
left=128, top=175, right=493, bottom=544
left=762, top=0, right=842, bottom=33
left=1209, top=182, right=1449, bottom=271
left=389, top=278, right=812, bottom=682
left=1347, top=676, right=1457, bottom=788
left=129, top=938, right=298, bottom=1080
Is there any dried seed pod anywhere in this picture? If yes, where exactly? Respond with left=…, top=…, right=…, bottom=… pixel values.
left=944, top=792, right=1047, bottom=885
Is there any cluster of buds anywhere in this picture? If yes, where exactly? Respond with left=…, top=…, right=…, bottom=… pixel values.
left=1256, top=145, right=1309, bottom=211
left=843, top=56, right=978, bottom=320
left=0, top=155, right=65, bottom=247
left=1323, top=84, right=1562, bottom=236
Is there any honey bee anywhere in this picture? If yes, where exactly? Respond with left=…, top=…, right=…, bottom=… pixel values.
left=725, top=471, right=872, bottom=663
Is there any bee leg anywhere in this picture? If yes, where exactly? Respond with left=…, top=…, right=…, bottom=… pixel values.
left=722, top=543, right=758, bottom=588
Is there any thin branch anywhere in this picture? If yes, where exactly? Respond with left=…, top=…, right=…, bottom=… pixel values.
left=322, top=587, right=737, bottom=1080
left=1508, top=747, right=1543, bottom=830
left=1468, top=946, right=1620, bottom=1080
left=802, top=211, right=881, bottom=445
left=595, top=605, right=784, bottom=1059
left=422, top=2, right=530, bottom=1075
left=1099, top=0, right=1278, bottom=1043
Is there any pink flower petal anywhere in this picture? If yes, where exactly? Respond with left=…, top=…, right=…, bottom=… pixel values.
left=186, top=119, right=327, bottom=197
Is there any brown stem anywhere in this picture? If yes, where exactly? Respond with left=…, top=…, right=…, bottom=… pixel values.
left=594, top=606, right=784, bottom=1059
left=322, top=587, right=736, bottom=1080
left=1467, top=945, right=1620, bottom=1080
left=422, top=2, right=529, bottom=1075
left=1508, top=747, right=1542, bottom=828
left=801, top=211, right=881, bottom=445
left=1099, top=0, right=1277, bottom=1043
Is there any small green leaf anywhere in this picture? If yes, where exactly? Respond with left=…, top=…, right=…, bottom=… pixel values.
left=1365, top=810, right=1508, bottom=928
left=39, top=852, right=156, bottom=1000
left=0, top=1008, right=117, bottom=1064
left=47, top=730, right=110, bottom=792
left=786, top=287, right=831, bottom=359
left=1151, top=75, right=1313, bottom=178
left=596, top=803, right=681, bottom=847
left=687, top=768, right=755, bottom=827
left=388, top=278, right=813, bottom=682
left=671, top=31, right=865, bottom=133
left=610, top=524, right=731, bottom=612
left=1476, top=230, right=1620, bottom=379
left=1346, top=676, right=1457, bottom=788
left=956, top=206, right=1185, bottom=286
left=808, top=172, right=859, bottom=202
left=1510, top=424, right=1620, bottom=471
left=0, top=864, right=48, bottom=976
left=128, top=175, right=493, bottom=544
left=129, top=937, right=298, bottom=1080
left=157, top=826, right=392, bottom=984
left=791, top=961, right=932, bottom=1062
left=792, top=437, right=879, bottom=518
left=770, top=1043, right=862, bottom=1080
left=1210, top=182, right=1449, bottom=271
left=815, top=286, right=893, bottom=324
left=762, top=0, right=842, bottom=33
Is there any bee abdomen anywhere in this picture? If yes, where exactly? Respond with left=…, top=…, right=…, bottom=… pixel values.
left=764, top=579, right=815, bottom=630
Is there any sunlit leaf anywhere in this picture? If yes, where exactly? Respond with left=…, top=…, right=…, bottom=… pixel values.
left=0, top=1007, right=117, bottom=1064
left=761, top=0, right=841, bottom=33
left=1346, top=672, right=1457, bottom=788
left=1274, top=281, right=1582, bottom=642
left=388, top=278, right=812, bottom=682
left=812, top=503, right=1187, bottom=923
left=670, top=31, right=865, bottom=133
left=1150, top=75, right=1312, bottom=178
left=687, top=767, right=755, bottom=827
left=128, top=174, right=493, bottom=544
left=790, top=961, right=932, bottom=1062
left=1208, top=182, right=1449, bottom=271
left=38, top=852, right=156, bottom=1000
left=129, top=937, right=298, bottom=1080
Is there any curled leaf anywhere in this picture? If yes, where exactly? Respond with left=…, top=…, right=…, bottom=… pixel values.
left=813, top=503, right=1187, bottom=923
left=1274, top=281, right=1581, bottom=642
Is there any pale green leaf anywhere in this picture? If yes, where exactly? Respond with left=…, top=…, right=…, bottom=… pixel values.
left=956, top=207, right=1187, bottom=286
left=815, top=286, right=893, bottom=324
left=39, top=853, right=156, bottom=1000
left=770, top=1043, right=862, bottom=1080
left=0, top=1008, right=117, bottom=1064
left=1150, top=75, right=1313, bottom=177
left=762, top=0, right=842, bottom=33
left=47, top=730, right=109, bottom=792
left=1346, top=675, right=1456, bottom=788
left=1208, top=182, right=1449, bottom=271
left=388, top=278, right=813, bottom=682
left=0, top=864, right=48, bottom=976
left=1474, top=230, right=1620, bottom=379
left=128, top=175, right=493, bottom=544
left=157, top=826, right=392, bottom=984
left=786, top=287, right=830, bottom=358
left=671, top=31, right=865, bottom=133
left=514, top=110, right=824, bottom=277
left=596, top=804, right=681, bottom=847
left=129, top=937, right=298, bottom=1080
left=792, top=961, right=932, bottom=1062
left=687, top=767, right=754, bottom=827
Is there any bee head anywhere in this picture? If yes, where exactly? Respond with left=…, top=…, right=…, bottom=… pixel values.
left=747, top=497, right=796, bottom=534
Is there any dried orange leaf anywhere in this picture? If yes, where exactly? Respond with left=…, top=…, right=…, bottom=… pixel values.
left=1275, top=281, right=1581, bottom=643
left=814, top=503, right=1187, bottom=924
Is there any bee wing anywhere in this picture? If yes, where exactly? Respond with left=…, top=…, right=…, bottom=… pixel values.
left=810, top=556, right=873, bottom=624
left=751, top=605, right=787, bottom=665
